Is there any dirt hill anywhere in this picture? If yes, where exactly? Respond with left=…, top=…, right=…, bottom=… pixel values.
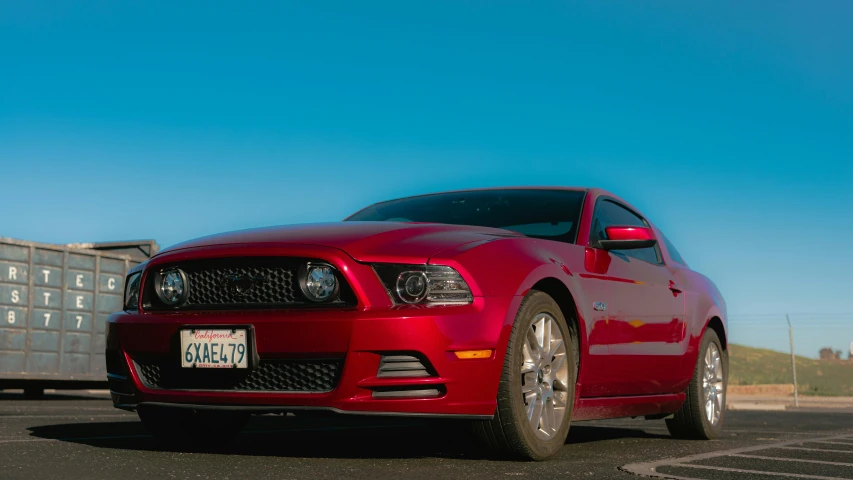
left=729, top=344, right=853, bottom=396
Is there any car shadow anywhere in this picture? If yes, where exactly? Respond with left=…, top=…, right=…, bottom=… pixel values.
left=0, top=391, right=108, bottom=401
left=26, top=415, right=670, bottom=460
left=566, top=424, right=670, bottom=444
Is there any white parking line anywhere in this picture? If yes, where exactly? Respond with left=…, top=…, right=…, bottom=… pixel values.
left=730, top=453, right=853, bottom=467
left=40, top=389, right=109, bottom=394
left=779, top=446, right=853, bottom=454
left=727, top=403, right=787, bottom=411
left=585, top=422, right=840, bottom=436
left=621, top=434, right=853, bottom=479
left=725, top=429, right=845, bottom=436
left=667, top=463, right=852, bottom=479
left=805, top=441, right=853, bottom=447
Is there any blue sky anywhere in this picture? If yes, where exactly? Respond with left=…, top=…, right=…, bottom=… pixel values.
left=1, top=1, right=851, bottom=358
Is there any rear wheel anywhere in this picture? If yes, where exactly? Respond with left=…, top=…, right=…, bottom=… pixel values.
left=137, top=406, right=249, bottom=447
left=666, top=329, right=727, bottom=439
left=472, top=291, right=576, bottom=460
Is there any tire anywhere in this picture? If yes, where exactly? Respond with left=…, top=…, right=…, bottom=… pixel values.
left=666, top=328, right=727, bottom=439
left=472, top=290, right=577, bottom=460
left=137, top=406, right=250, bottom=447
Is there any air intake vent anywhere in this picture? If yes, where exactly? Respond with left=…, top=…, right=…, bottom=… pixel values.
left=377, top=354, right=432, bottom=378
left=132, top=358, right=343, bottom=392
left=372, top=387, right=442, bottom=399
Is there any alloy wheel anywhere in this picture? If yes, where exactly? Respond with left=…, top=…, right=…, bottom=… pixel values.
left=703, top=342, right=724, bottom=426
left=520, top=313, right=570, bottom=440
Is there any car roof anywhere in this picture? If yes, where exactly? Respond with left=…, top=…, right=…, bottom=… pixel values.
left=366, top=186, right=595, bottom=206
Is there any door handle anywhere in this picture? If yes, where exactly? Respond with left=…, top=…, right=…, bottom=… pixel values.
left=668, top=281, right=683, bottom=294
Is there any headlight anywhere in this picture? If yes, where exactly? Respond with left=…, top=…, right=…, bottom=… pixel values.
left=153, top=268, right=188, bottom=306
left=124, top=272, right=142, bottom=310
left=298, top=263, right=339, bottom=302
left=373, top=264, right=473, bottom=305
left=397, top=271, right=428, bottom=303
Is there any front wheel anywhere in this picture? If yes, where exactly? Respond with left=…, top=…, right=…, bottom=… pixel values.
left=138, top=406, right=250, bottom=447
left=666, top=328, right=727, bottom=439
left=471, top=291, right=576, bottom=460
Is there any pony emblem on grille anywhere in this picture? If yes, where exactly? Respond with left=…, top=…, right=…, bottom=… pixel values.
left=223, top=274, right=266, bottom=296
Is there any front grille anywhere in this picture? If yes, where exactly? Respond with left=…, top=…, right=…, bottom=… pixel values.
left=132, top=358, right=343, bottom=392
left=189, top=265, right=297, bottom=305
left=143, top=257, right=356, bottom=310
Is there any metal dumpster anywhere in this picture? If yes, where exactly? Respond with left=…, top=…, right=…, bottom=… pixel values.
left=0, top=237, right=157, bottom=397
left=66, top=240, right=159, bottom=263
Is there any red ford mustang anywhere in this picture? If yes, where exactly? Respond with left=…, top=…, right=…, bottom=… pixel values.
left=107, top=187, right=727, bottom=460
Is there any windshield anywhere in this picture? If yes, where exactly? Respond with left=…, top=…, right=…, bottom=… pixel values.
left=346, top=189, right=586, bottom=243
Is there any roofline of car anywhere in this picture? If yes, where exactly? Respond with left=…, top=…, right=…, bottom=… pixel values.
left=343, top=186, right=597, bottom=221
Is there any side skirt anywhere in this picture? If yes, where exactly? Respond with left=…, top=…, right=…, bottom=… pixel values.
left=572, top=393, right=685, bottom=421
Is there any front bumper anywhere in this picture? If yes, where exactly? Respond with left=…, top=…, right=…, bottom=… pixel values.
left=106, top=296, right=517, bottom=419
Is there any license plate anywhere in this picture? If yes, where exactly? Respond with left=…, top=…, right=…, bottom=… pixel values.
left=180, top=328, right=249, bottom=369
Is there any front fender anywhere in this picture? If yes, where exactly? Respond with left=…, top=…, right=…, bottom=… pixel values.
left=430, top=237, right=593, bottom=377
left=680, top=270, right=728, bottom=382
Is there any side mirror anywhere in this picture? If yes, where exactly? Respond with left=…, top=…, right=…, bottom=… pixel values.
left=598, top=226, right=658, bottom=251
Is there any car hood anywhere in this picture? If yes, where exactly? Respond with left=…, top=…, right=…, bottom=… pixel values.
left=158, top=222, right=521, bottom=263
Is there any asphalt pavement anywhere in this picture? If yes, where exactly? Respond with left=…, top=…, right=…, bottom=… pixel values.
left=2, top=390, right=853, bottom=480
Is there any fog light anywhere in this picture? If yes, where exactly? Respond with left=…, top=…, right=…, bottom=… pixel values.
left=299, top=263, right=339, bottom=302
left=155, top=268, right=187, bottom=306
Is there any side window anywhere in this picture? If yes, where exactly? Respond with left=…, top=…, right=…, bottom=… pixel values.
left=661, top=234, right=686, bottom=266
left=590, top=200, right=662, bottom=265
